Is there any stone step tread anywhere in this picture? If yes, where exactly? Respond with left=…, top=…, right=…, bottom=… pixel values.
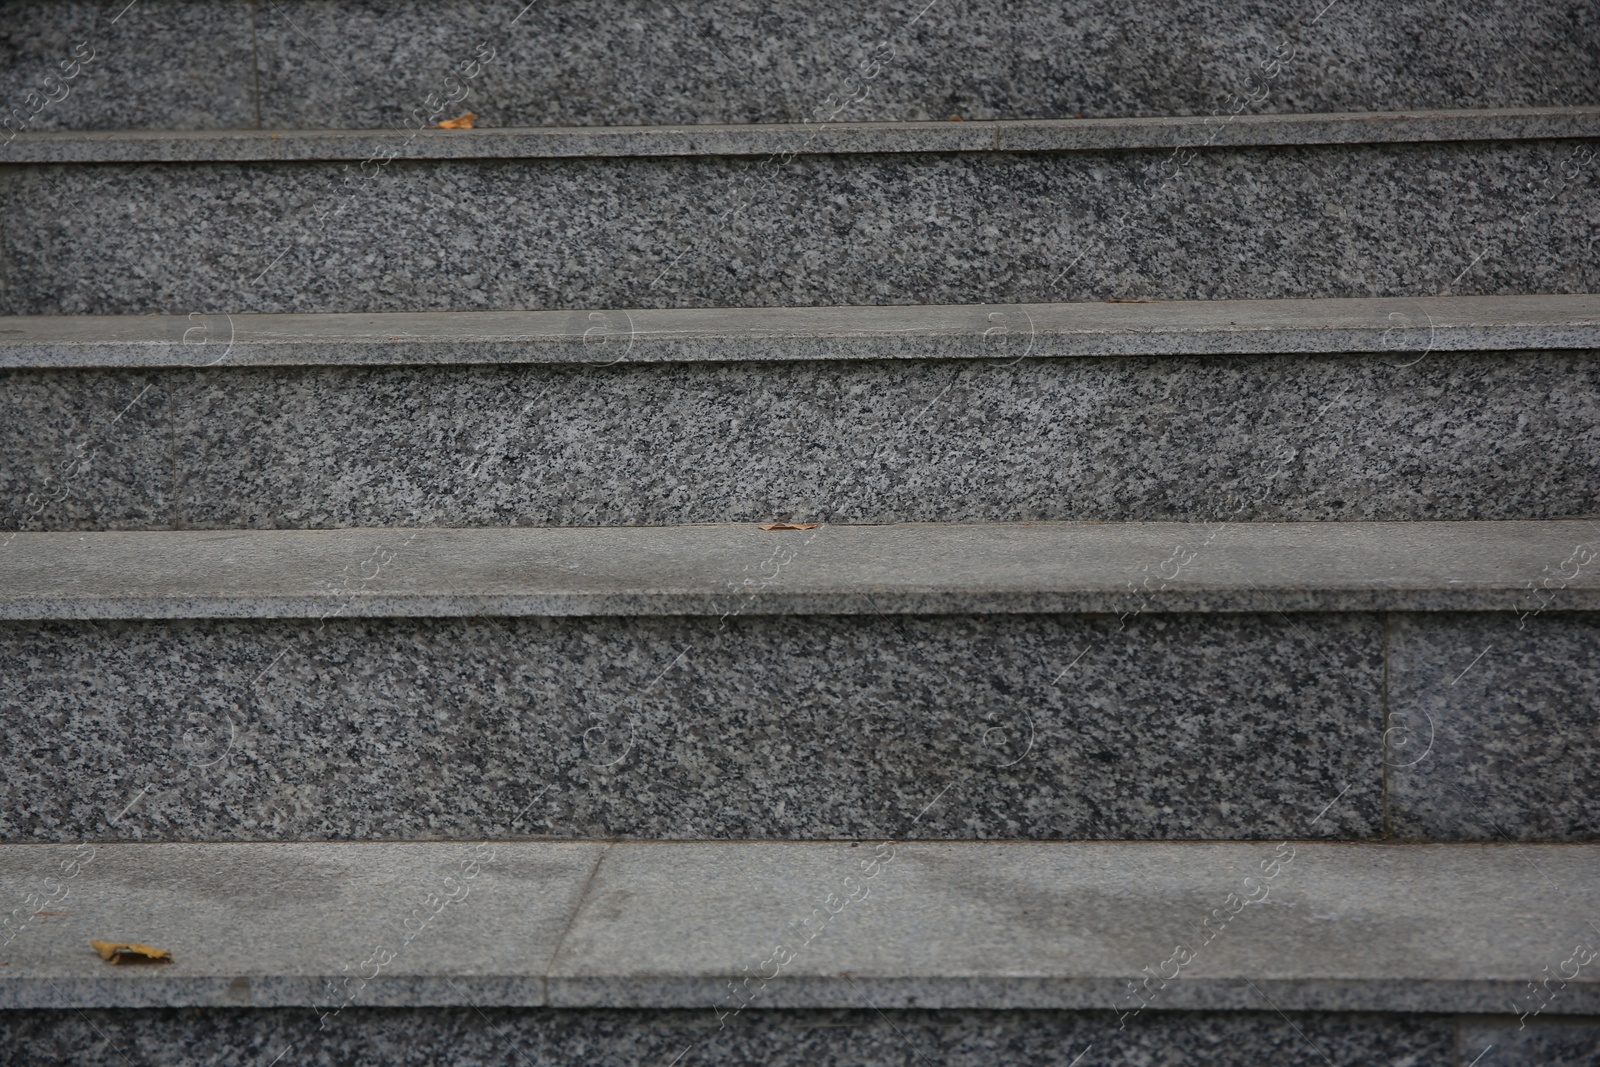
left=4, top=107, right=1595, bottom=164
left=3, top=294, right=1596, bottom=369
left=3, top=520, right=1597, bottom=620
left=1, top=841, right=1596, bottom=1012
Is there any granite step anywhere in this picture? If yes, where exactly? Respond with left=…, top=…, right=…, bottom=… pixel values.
left=1, top=839, right=1597, bottom=1019
left=1, top=0, right=1595, bottom=132
left=5, top=295, right=1598, bottom=530
left=6, top=107, right=1595, bottom=164
left=3, top=114, right=1595, bottom=317
left=5, top=293, right=1597, bottom=369
left=1, top=521, right=1596, bottom=844
left=0, top=1004, right=1562, bottom=1067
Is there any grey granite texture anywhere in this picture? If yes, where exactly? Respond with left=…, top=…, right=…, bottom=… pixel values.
left=5, top=294, right=1599, bottom=369
left=0, top=1008, right=1461, bottom=1066
left=0, top=611, right=1385, bottom=841
left=5, top=107, right=1597, bottom=164
left=3, top=140, right=1598, bottom=317
left=0, top=0, right=256, bottom=132
left=0, top=369, right=170, bottom=531
left=7, top=0, right=1598, bottom=133
left=1, top=841, right=1598, bottom=1012
left=1460, top=1020, right=1600, bottom=1065
left=1387, top=612, right=1600, bottom=842
left=253, top=0, right=1600, bottom=128
left=145, top=352, right=1600, bottom=526
left=4, top=522, right=1600, bottom=620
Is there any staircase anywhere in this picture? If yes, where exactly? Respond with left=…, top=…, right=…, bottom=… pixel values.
left=2, top=0, right=1598, bottom=1063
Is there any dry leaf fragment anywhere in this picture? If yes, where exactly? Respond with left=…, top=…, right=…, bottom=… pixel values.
left=759, top=522, right=819, bottom=531
left=90, top=940, right=172, bottom=964
left=1105, top=298, right=1156, bottom=303
left=435, top=112, right=476, bottom=129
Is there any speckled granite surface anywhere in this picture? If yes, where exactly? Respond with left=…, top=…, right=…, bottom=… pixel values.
left=1387, top=612, right=1600, bottom=842
left=0, top=0, right=256, bottom=132
left=255, top=0, right=1600, bottom=128
left=0, top=1007, right=1459, bottom=1066
left=1460, top=1020, right=1600, bottom=1066
left=0, top=370, right=169, bottom=531
left=3, top=140, right=1597, bottom=317
left=5, top=0, right=1597, bottom=132
left=0, top=611, right=1383, bottom=842
left=7, top=350, right=1594, bottom=531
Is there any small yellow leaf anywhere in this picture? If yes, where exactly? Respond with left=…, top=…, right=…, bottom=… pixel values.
left=435, top=112, right=476, bottom=129
left=759, top=522, right=819, bottom=531
left=90, top=940, right=172, bottom=964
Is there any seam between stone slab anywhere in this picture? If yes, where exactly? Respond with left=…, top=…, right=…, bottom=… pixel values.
left=1, top=521, right=1597, bottom=620
left=0, top=107, right=1594, bottom=164
left=540, top=842, right=612, bottom=1008
left=1, top=294, right=1596, bottom=369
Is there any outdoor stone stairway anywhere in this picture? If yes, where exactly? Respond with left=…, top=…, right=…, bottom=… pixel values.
left=2, top=1, right=1598, bottom=1064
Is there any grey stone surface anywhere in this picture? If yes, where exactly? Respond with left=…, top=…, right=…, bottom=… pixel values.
left=1460, top=1020, right=1600, bottom=1065
left=6, top=107, right=1597, bottom=164
left=5, top=352, right=1595, bottom=531
left=4, top=294, right=1598, bottom=369
left=1, top=842, right=1598, bottom=1012
left=550, top=842, right=1600, bottom=1013
left=0, top=369, right=171, bottom=531
left=0, top=0, right=255, bottom=132
left=3, top=523, right=1600, bottom=620
left=0, top=611, right=1384, bottom=842
left=3, top=139, right=1597, bottom=317
left=994, top=107, right=1600, bottom=153
left=173, top=352, right=1600, bottom=528
left=253, top=0, right=1600, bottom=128
left=0, top=841, right=599, bottom=1006
left=0, top=1007, right=1461, bottom=1066
left=1387, top=612, right=1600, bottom=842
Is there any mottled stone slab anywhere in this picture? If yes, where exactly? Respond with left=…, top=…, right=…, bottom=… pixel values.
left=4, top=295, right=1598, bottom=369
left=252, top=0, right=1600, bottom=128
left=2, top=522, right=1598, bottom=620
left=1387, top=612, right=1600, bottom=842
left=2, top=140, right=1596, bottom=317
left=0, top=612, right=1384, bottom=841
left=0, top=369, right=171, bottom=531
left=0, top=0, right=255, bottom=132
left=9, top=351, right=1597, bottom=531
left=1, top=841, right=1596, bottom=1013
left=0, top=1006, right=1460, bottom=1066
left=550, top=842, right=1600, bottom=1013
left=158, top=351, right=1597, bottom=528
left=1459, top=1021, right=1600, bottom=1066
left=0, top=841, right=602, bottom=1006
left=6, top=107, right=1596, bottom=164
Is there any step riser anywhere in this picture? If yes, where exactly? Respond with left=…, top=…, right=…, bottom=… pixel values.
left=0, top=1008, right=1492, bottom=1067
left=5, top=140, right=1596, bottom=317
left=3, top=611, right=1595, bottom=843
left=2, top=0, right=1596, bottom=132
left=6, top=352, right=1598, bottom=530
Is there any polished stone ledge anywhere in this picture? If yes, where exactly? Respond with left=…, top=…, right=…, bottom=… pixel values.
left=2, top=521, right=1597, bottom=620
left=1, top=107, right=1594, bottom=164
left=1, top=841, right=1596, bottom=1012
left=1, top=294, right=1595, bottom=369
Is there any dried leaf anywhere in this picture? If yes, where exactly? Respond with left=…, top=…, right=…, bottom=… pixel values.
left=435, top=112, right=476, bottom=129
left=1105, top=298, right=1156, bottom=303
left=759, top=522, right=819, bottom=531
left=90, top=940, right=172, bottom=965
